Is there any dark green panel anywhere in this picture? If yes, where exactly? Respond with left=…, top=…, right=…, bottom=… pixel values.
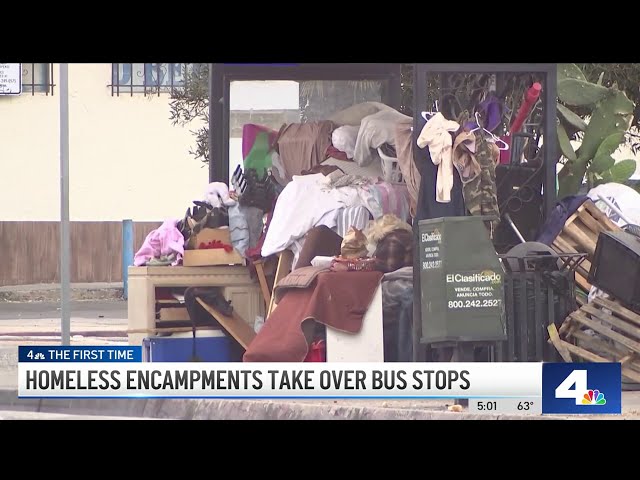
left=418, top=217, right=506, bottom=344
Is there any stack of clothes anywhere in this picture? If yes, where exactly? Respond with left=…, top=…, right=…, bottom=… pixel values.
left=243, top=214, right=415, bottom=363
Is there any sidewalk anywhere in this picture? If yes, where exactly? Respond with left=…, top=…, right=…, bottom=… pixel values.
left=0, top=283, right=123, bottom=303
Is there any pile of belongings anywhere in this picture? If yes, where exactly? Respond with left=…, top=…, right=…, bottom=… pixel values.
left=177, top=182, right=236, bottom=249
left=231, top=165, right=282, bottom=213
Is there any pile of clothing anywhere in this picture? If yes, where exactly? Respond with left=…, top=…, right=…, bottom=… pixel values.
left=240, top=102, right=412, bottom=189
left=242, top=213, right=415, bottom=363
left=409, top=110, right=503, bottom=234
left=134, top=182, right=237, bottom=267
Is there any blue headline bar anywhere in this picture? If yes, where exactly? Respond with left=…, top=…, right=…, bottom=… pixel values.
left=19, top=346, right=141, bottom=363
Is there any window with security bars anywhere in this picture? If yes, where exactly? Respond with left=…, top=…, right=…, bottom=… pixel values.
left=21, top=63, right=55, bottom=95
left=110, top=63, right=197, bottom=96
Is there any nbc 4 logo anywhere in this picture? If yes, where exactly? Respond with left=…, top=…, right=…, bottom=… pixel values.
left=542, top=363, right=620, bottom=414
left=555, top=369, right=606, bottom=406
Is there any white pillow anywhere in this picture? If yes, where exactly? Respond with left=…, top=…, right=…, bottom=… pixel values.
left=331, top=125, right=359, bottom=159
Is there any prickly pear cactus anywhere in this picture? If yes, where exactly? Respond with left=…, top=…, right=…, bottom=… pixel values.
left=556, top=63, right=636, bottom=197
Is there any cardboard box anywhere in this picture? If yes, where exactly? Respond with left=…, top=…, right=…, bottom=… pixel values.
left=183, top=228, right=244, bottom=267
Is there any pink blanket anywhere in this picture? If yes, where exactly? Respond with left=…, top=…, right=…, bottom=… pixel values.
left=134, top=219, right=185, bottom=267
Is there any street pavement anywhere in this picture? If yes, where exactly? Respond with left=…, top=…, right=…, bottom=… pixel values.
left=0, top=410, right=156, bottom=420
left=0, top=300, right=128, bottom=320
left=1, top=300, right=639, bottom=419
left=0, top=300, right=128, bottom=340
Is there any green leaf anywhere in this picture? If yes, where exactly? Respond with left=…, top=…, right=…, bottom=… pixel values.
left=558, top=64, right=587, bottom=82
left=597, top=72, right=605, bottom=86
left=557, top=123, right=577, bottom=161
left=558, top=79, right=610, bottom=106
left=557, top=103, right=588, bottom=131
left=577, top=90, right=634, bottom=162
left=589, top=154, right=615, bottom=175
left=595, top=132, right=625, bottom=158
left=601, top=159, right=638, bottom=184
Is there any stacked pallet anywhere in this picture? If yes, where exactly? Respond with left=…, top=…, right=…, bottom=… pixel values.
left=550, top=200, right=621, bottom=293
left=548, top=297, right=640, bottom=383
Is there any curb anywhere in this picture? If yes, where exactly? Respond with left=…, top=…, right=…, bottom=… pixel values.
left=0, top=388, right=565, bottom=420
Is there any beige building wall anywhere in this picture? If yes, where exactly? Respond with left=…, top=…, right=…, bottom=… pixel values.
left=0, top=63, right=208, bottom=222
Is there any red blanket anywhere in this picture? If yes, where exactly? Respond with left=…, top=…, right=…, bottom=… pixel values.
left=243, top=270, right=383, bottom=362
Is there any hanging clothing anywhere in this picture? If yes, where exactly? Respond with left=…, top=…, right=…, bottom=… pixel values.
left=416, top=112, right=461, bottom=203
left=463, top=132, right=501, bottom=228
left=414, top=115, right=466, bottom=221
left=394, top=122, right=421, bottom=217
left=451, top=130, right=481, bottom=184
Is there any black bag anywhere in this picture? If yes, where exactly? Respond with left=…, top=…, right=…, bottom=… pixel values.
left=238, top=168, right=280, bottom=213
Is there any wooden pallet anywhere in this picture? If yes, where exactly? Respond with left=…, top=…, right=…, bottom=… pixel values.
left=551, top=200, right=621, bottom=293
left=549, top=296, right=640, bottom=383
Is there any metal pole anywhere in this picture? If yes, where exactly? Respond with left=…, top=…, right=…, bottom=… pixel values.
left=122, top=219, right=133, bottom=300
left=59, top=63, right=71, bottom=346
left=208, top=63, right=214, bottom=183
left=544, top=64, right=558, bottom=219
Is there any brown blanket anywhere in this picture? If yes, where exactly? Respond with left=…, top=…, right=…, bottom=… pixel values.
left=243, top=270, right=383, bottom=362
left=277, top=121, right=334, bottom=181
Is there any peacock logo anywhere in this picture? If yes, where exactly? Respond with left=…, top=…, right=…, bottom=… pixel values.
left=582, top=389, right=606, bottom=405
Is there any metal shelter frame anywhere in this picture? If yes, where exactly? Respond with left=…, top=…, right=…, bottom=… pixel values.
left=203, top=62, right=560, bottom=363
left=207, top=63, right=403, bottom=183
left=411, top=63, right=558, bottom=364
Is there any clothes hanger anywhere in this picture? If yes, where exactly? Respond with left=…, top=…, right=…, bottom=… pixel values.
left=420, top=100, right=440, bottom=121
left=412, top=101, right=439, bottom=131
left=470, top=112, right=509, bottom=151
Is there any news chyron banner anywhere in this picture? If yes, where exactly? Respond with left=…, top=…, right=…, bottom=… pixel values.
left=18, top=346, right=622, bottom=415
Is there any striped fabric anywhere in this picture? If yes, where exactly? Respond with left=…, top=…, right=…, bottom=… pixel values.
left=367, top=182, right=411, bottom=223
left=334, top=206, right=372, bottom=238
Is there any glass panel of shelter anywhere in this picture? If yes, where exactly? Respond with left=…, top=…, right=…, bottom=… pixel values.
left=228, top=79, right=388, bottom=185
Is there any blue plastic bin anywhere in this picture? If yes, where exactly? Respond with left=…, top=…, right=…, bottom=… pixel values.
left=144, top=329, right=236, bottom=362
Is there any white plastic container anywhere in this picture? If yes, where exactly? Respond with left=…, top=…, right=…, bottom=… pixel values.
left=377, top=147, right=403, bottom=183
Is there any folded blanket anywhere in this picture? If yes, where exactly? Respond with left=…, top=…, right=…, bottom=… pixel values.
left=244, top=271, right=383, bottom=362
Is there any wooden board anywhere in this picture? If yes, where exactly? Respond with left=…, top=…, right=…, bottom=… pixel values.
left=159, top=307, right=189, bottom=321
left=196, top=297, right=256, bottom=350
left=594, top=297, right=640, bottom=328
left=570, top=311, right=640, bottom=355
left=581, top=304, right=640, bottom=341
left=551, top=297, right=640, bottom=384
left=253, top=260, right=272, bottom=308
left=267, top=249, right=294, bottom=317
left=547, top=324, right=572, bottom=362
left=549, top=200, right=625, bottom=294
left=129, top=325, right=212, bottom=334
